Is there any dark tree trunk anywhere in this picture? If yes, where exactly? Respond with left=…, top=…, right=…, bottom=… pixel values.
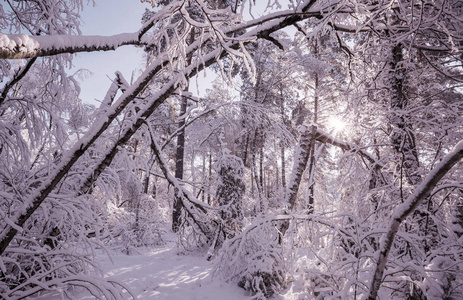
left=281, top=143, right=286, bottom=189
left=201, top=153, right=206, bottom=203
left=242, top=132, right=249, bottom=167
left=172, top=27, right=195, bottom=233
left=279, top=87, right=287, bottom=190
left=172, top=90, right=188, bottom=233
left=389, top=43, right=421, bottom=187
left=373, top=42, right=437, bottom=299
left=259, top=145, right=265, bottom=209
left=208, top=151, right=212, bottom=205
left=389, top=43, right=438, bottom=253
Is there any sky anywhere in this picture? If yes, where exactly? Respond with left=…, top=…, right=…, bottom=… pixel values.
left=72, top=0, right=149, bottom=105
left=73, top=0, right=216, bottom=106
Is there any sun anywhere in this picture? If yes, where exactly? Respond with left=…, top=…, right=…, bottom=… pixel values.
left=327, top=116, right=346, bottom=134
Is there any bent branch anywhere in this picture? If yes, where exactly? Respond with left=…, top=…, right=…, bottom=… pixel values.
left=367, top=139, right=463, bottom=300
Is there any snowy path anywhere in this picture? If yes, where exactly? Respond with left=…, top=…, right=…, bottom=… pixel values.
left=34, top=242, right=249, bottom=300
left=103, top=246, right=249, bottom=300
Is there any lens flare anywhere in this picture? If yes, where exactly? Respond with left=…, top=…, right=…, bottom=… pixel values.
left=327, top=116, right=346, bottom=133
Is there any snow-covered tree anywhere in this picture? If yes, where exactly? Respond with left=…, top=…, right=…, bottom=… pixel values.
left=1, top=0, right=463, bottom=299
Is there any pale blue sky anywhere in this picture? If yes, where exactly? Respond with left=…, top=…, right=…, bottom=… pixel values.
left=73, top=0, right=214, bottom=106
left=73, top=0, right=148, bottom=105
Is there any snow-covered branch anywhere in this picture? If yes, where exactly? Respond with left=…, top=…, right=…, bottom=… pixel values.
left=314, top=127, right=379, bottom=165
left=0, top=0, right=329, bottom=60
left=147, top=125, right=214, bottom=240
left=367, top=139, right=463, bottom=300
left=0, top=0, right=185, bottom=59
left=0, top=33, right=141, bottom=59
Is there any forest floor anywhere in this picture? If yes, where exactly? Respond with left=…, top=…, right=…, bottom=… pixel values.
left=33, top=233, right=306, bottom=300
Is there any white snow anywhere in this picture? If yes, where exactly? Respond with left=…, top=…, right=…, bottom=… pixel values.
left=32, top=237, right=250, bottom=300
left=28, top=231, right=313, bottom=300
left=0, top=33, right=138, bottom=59
left=0, top=34, right=40, bottom=53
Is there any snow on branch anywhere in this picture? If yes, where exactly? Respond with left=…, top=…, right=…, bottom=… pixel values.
left=0, top=0, right=186, bottom=59
left=0, top=58, right=37, bottom=106
left=314, top=127, right=380, bottom=166
left=0, top=33, right=140, bottom=59
left=367, top=139, right=463, bottom=300
left=0, top=0, right=334, bottom=256
left=147, top=125, right=214, bottom=240
left=0, top=0, right=328, bottom=61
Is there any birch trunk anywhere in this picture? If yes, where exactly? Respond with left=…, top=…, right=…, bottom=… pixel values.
left=279, top=124, right=317, bottom=239
left=285, top=124, right=318, bottom=211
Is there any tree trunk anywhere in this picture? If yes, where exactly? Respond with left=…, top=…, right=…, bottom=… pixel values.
left=281, top=142, right=286, bottom=189
left=251, top=135, right=261, bottom=212
left=259, top=144, right=265, bottom=210
left=306, top=144, right=315, bottom=214
left=275, top=140, right=280, bottom=189
left=202, top=152, right=206, bottom=203
left=172, top=28, right=195, bottom=233
left=242, top=132, right=249, bottom=167
left=208, top=151, right=212, bottom=205
left=389, top=43, right=421, bottom=187
left=306, top=69, right=319, bottom=214
left=285, top=124, right=318, bottom=210
left=191, top=150, right=197, bottom=197
left=153, top=177, right=159, bottom=221
left=389, top=43, right=438, bottom=256
left=172, top=90, right=188, bottom=232
left=279, top=87, right=287, bottom=190
left=279, top=124, right=318, bottom=241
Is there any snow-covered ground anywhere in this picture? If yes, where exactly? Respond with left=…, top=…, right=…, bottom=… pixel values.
left=31, top=229, right=311, bottom=300
left=97, top=248, right=249, bottom=299
left=33, top=237, right=250, bottom=300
